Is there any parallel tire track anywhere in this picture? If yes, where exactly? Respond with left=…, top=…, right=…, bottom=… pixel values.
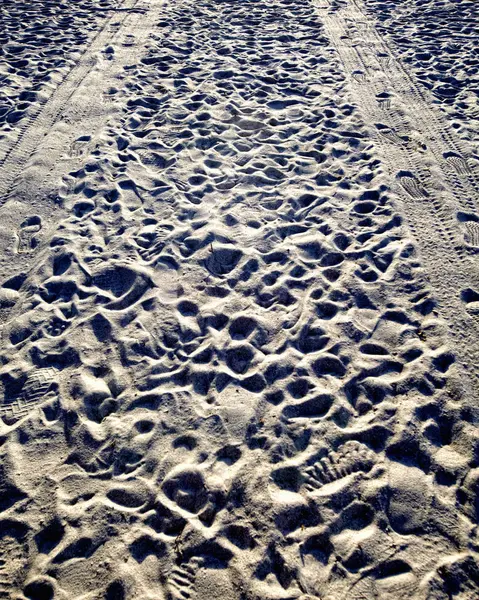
left=0, top=0, right=147, bottom=203
left=315, top=0, right=479, bottom=392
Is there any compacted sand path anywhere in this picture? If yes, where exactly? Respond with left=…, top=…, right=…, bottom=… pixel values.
left=0, top=0, right=478, bottom=599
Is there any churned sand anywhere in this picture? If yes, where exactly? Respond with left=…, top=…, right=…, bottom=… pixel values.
left=0, top=0, right=479, bottom=598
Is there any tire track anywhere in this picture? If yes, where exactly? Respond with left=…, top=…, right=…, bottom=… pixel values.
left=315, top=0, right=479, bottom=390
left=0, top=0, right=153, bottom=204
left=0, top=0, right=166, bottom=300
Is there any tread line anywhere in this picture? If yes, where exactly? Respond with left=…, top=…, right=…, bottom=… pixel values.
left=315, top=0, right=479, bottom=392
left=0, top=0, right=146, bottom=202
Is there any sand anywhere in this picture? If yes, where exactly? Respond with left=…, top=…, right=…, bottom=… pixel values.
left=0, top=0, right=478, bottom=598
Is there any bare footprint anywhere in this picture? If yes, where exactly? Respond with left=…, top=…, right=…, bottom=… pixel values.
left=16, top=216, right=42, bottom=254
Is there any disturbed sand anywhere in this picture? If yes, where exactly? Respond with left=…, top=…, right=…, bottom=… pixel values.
left=0, top=0, right=479, bottom=598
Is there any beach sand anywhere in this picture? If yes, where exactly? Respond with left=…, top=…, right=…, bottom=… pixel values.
left=0, top=0, right=479, bottom=598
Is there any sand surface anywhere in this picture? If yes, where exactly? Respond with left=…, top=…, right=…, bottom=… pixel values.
left=0, top=0, right=479, bottom=598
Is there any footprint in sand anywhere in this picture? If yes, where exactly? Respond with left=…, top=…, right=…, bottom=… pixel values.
left=0, top=287, right=20, bottom=309
left=397, top=171, right=428, bottom=199
left=16, top=216, right=42, bottom=254
left=463, top=221, right=479, bottom=247
left=69, top=135, right=93, bottom=159
left=444, top=152, right=472, bottom=177
left=0, top=521, right=29, bottom=597
left=167, top=557, right=203, bottom=600
left=0, top=368, right=58, bottom=425
left=302, top=441, right=377, bottom=492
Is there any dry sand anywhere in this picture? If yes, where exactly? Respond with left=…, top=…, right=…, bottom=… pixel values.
left=0, top=0, right=479, bottom=598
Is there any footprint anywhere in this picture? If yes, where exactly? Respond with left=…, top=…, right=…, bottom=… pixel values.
left=93, top=265, right=138, bottom=298
left=351, top=70, right=368, bottom=84
left=444, top=152, right=471, bottom=176
left=205, top=245, right=243, bottom=276
left=302, top=441, right=377, bottom=492
left=136, top=223, right=173, bottom=263
left=0, top=288, right=20, bottom=309
left=386, top=462, right=430, bottom=534
left=282, top=394, right=334, bottom=421
left=376, top=125, right=405, bottom=147
left=91, top=264, right=151, bottom=310
left=106, top=483, right=152, bottom=510
left=16, top=216, right=42, bottom=254
left=332, top=519, right=395, bottom=573
left=69, top=135, right=93, bottom=159
left=0, top=522, right=29, bottom=597
left=45, top=316, right=70, bottom=337
left=460, top=288, right=479, bottom=317
left=0, top=368, right=58, bottom=425
left=377, top=96, right=393, bottom=110
left=102, top=44, right=115, bottom=61
left=162, top=467, right=209, bottom=515
left=167, top=557, right=203, bottom=600
left=424, top=554, right=479, bottom=599
left=225, top=344, right=255, bottom=375
left=463, top=221, right=479, bottom=247
left=397, top=172, right=428, bottom=199
left=122, top=33, right=136, bottom=47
